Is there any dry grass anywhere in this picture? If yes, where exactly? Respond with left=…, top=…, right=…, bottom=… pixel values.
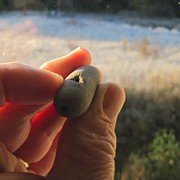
left=0, top=29, right=179, bottom=96
left=137, top=38, right=150, bottom=58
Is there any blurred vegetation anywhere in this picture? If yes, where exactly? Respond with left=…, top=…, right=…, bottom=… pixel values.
left=146, top=129, right=180, bottom=179
left=120, top=130, right=180, bottom=180
left=130, top=0, right=180, bottom=17
left=0, top=0, right=179, bottom=17
left=115, top=90, right=180, bottom=179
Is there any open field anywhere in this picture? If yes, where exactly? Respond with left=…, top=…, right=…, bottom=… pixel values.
left=0, top=12, right=180, bottom=179
left=0, top=12, right=179, bottom=93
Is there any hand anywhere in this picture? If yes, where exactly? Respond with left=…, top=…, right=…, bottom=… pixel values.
left=0, top=48, right=125, bottom=180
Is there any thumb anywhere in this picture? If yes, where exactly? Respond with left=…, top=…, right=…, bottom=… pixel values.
left=48, top=83, right=125, bottom=180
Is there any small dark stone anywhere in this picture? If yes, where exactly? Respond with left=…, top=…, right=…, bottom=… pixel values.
left=54, top=66, right=100, bottom=118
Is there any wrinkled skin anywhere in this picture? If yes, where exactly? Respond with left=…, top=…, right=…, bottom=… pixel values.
left=0, top=48, right=125, bottom=180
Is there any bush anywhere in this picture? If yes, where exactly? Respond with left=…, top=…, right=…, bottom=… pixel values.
left=130, top=0, right=178, bottom=17
left=73, top=0, right=103, bottom=12
left=0, top=0, right=179, bottom=17
left=115, top=90, right=180, bottom=172
left=146, top=129, right=180, bottom=180
left=0, top=0, right=46, bottom=11
left=120, top=129, right=180, bottom=180
left=12, top=0, right=46, bottom=10
left=0, top=0, right=12, bottom=10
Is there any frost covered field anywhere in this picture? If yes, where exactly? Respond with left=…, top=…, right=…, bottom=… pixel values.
left=0, top=12, right=179, bottom=93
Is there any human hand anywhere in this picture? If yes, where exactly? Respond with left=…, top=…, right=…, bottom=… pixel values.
left=0, top=48, right=125, bottom=180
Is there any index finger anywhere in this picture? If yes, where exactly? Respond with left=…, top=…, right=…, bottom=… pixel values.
left=0, top=48, right=91, bottom=106
left=40, top=47, right=91, bottom=77
left=0, top=64, right=63, bottom=106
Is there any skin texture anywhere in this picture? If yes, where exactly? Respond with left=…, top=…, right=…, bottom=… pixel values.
left=54, top=66, right=100, bottom=117
left=0, top=48, right=125, bottom=180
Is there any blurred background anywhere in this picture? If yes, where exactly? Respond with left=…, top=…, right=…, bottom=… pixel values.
left=0, top=0, right=180, bottom=179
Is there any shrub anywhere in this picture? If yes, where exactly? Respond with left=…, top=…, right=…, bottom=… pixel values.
left=115, top=90, right=180, bottom=172
left=146, top=129, right=180, bottom=180
left=130, top=0, right=177, bottom=17
left=12, top=0, right=46, bottom=10
left=0, top=0, right=12, bottom=10
left=119, top=129, right=180, bottom=180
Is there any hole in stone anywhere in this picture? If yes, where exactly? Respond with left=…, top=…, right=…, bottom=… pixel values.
left=61, top=106, right=68, bottom=114
left=72, top=76, right=80, bottom=82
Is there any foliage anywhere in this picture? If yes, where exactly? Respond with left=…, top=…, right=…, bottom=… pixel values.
left=115, top=90, right=180, bottom=171
left=12, top=0, right=46, bottom=10
left=146, top=129, right=180, bottom=180
left=0, top=0, right=12, bottom=10
left=0, top=0, right=179, bottom=17
left=119, top=130, right=180, bottom=180
left=130, top=0, right=178, bottom=17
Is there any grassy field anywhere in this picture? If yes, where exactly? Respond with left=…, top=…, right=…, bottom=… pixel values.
left=0, top=12, right=180, bottom=179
